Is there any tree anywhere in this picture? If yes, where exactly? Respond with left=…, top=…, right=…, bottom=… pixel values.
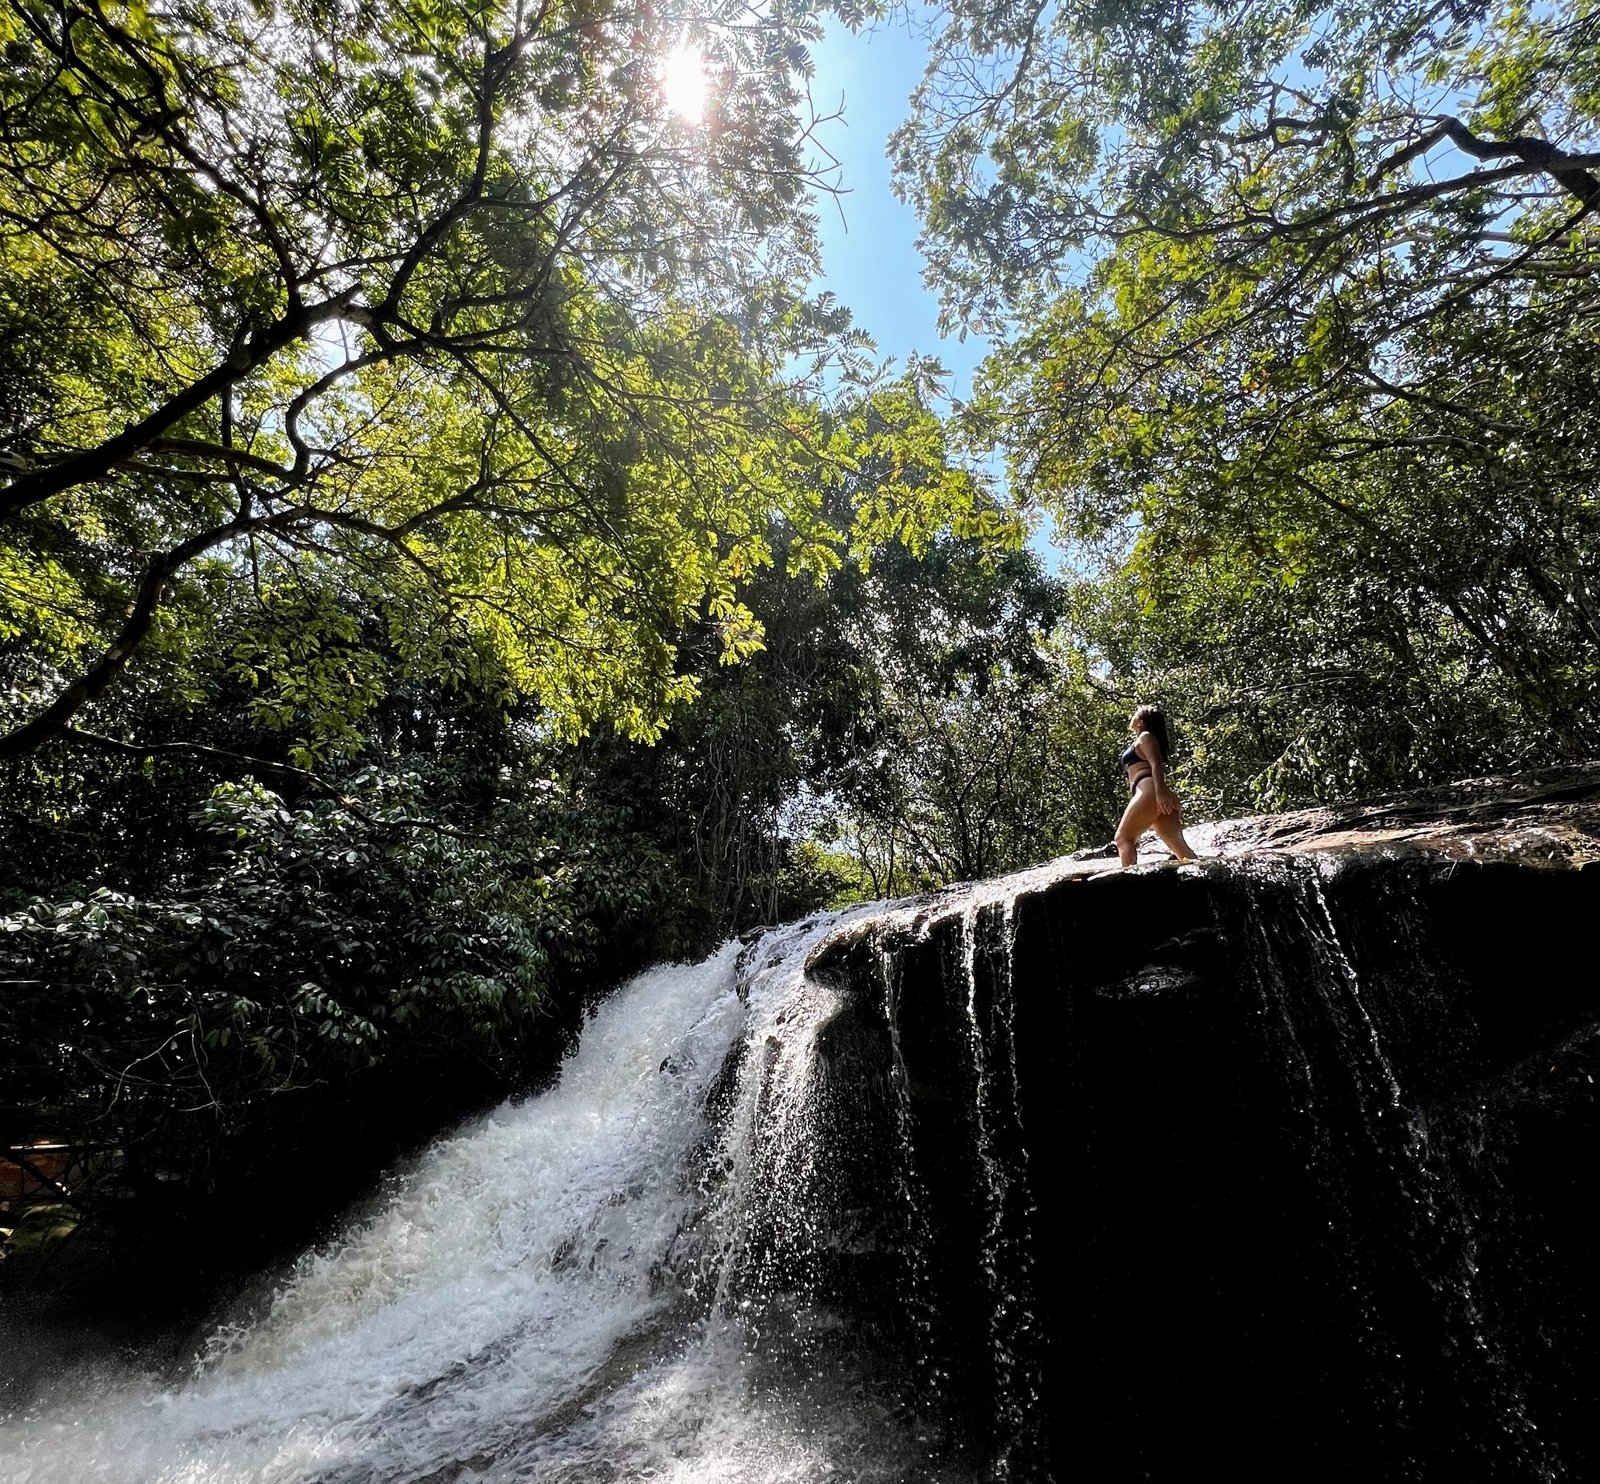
left=0, top=0, right=947, bottom=767
left=896, top=0, right=1600, bottom=332
left=831, top=525, right=1165, bottom=891
left=568, top=376, right=1042, bottom=930
left=891, top=0, right=1600, bottom=792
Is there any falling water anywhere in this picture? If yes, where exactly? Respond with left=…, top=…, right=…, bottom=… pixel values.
left=4, top=843, right=1596, bottom=1482
left=1208, top=855, right=1555, bottom=1479
left=0, top=911, right=962, bottom=1484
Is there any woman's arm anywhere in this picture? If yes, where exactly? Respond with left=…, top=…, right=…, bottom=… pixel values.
left=1139, top=733, right=1179, bottom=814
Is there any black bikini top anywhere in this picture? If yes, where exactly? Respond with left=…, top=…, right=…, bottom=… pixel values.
left=1121, top=737, right=1168, bottom=772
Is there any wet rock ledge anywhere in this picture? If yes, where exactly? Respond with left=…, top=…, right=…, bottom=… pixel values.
left=795, top=763, right=1600, bottom=1483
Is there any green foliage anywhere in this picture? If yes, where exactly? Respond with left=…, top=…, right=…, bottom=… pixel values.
left=893, top=0, right=1600, bottom=796
left=897, top=0, right=1600, bottom=332
left=0, top=765, right=681, bottom=1196
left=561, top=379, right=1131, bottom=921
left=1058, top=566, right=1543, bottom=817
left=552, top=378, right=1073, bottom=930
left=0, top=563, right=693, bottom=1219
left=0, top=0, right=978, bottom=762
left=812, top=537, right=1084, bottom=891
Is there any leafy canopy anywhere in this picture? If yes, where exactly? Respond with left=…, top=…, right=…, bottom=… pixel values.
left=0, top=0, right=973, bottom=763
left=893, top=0, right=1600, bottom=794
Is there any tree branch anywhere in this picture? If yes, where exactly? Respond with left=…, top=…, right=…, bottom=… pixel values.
left=1433, top=117, right=1600, bottom=209
left=0, top=511, right=271, bottom=757
left=0, top=290, right=364, bottom=521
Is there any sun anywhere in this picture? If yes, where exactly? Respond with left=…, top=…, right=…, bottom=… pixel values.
left=659, top=43, right=709, bottom=124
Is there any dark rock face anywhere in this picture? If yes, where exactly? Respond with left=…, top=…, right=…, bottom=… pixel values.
left=789, top=770, right=1600, bottom=1482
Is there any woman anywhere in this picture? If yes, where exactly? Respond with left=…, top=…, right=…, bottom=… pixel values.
left=1115, top=704, right=1197, bottom=867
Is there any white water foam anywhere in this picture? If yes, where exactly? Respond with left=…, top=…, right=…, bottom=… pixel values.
left=2, top=948, right=747, bottom=1483
left=1, top=908, right=960, bottom=1484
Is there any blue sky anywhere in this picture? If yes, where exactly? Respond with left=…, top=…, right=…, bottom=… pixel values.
left=803, top=15, right=990, bottom=400
left=796, top=18, right=1066, bottom=563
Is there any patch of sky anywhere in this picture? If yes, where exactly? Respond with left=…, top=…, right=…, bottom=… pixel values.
left=801, top=8, right=1064, bottom=568
left=804, top=9, right=988, bottom=401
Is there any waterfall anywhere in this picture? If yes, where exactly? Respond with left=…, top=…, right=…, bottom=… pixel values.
left=4, top=840, right=1598, bottom=1482
left=0, top=904, right=983, bottom=1484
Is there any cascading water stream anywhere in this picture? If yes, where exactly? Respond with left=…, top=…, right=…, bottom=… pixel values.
left=4, top=945, right=739, bottom=1482
left=0, top=909, right=965, bottom=1484
left=1234, top=859, right=1545, bottom=1462
left=940, top=901, right=1039, bottom=1476
left=4, top=832, right=1597, bottom=1483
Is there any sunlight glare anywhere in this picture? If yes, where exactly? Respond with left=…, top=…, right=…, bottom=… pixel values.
left=659, top=43, right=709, bottom=124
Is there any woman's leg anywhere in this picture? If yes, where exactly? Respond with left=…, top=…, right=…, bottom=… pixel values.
left=1152, top=803, right=1197, bottom=862
left=1115, top=779, right=1160, bottom=866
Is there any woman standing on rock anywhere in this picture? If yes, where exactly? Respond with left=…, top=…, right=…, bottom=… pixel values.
left=1115, top=704, right=1197, bottom=867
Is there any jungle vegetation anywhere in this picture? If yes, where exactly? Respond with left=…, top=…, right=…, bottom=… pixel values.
left=2, top=0, right=1596, bottom=1274
left=897, top=0, right=1600, bottom=804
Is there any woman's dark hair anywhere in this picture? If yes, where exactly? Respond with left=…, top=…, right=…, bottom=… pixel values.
left=1131, top=704, right=1171, bottom=761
